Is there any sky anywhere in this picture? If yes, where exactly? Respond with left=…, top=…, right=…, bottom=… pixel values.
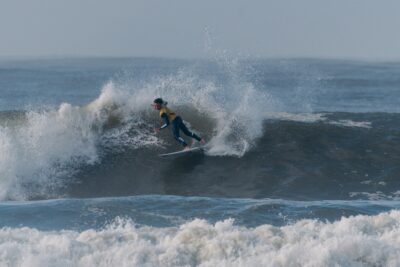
left=0, top=0, right=400, bottom=60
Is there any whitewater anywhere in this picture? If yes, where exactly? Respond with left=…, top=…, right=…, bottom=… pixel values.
left=0, top=57, right=399, bottom=266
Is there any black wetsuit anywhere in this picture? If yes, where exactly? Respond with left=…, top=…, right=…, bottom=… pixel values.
left=160, top=113, right=201, bottom=147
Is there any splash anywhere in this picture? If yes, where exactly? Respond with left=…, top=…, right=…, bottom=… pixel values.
left=0, top=81, right=169, bottom=200
left=0, top=104, right=99, bottom=200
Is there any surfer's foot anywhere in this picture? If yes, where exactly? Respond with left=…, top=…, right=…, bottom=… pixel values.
left=199, top=138, right=206, bottom=145
left=183, top=146, right=191, bottom=151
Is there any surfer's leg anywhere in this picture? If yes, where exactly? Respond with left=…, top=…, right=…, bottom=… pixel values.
left=177, top=117, right=201, bottom=141
left=171, top=119, right=188, bottom=147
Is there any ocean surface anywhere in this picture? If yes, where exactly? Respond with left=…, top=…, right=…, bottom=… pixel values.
left=0, top=57, right=400, bottom=266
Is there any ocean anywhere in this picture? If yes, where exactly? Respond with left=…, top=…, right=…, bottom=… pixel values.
left=0, top=57, right=399, bottom=266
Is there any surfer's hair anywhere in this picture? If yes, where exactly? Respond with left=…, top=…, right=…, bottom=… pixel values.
left=153, top=98, right=164, bottom=105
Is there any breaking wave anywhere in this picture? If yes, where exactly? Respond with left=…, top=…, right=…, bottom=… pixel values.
left=0, top=60, right=399, bottom=201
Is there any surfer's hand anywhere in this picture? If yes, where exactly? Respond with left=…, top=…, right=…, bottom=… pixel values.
left=154, top=127, right=160, bottom=134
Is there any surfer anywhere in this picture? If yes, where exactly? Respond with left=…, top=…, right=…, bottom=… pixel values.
left=152, top=98, right=205, bottom=150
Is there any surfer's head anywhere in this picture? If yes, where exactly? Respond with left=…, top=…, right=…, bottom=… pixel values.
left=152, top=98, right=165, bottom=110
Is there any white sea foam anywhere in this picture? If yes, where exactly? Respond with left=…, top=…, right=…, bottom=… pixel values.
left=0, top=211, right=400, bottom=267
left=350, top=191, right=400, bottom=201
left=264, top=112, right=327, bottom=123
left=0, top=82, right=161, bottom=200
left=264, top=112, right=373, bottom=129
left=328, top=119, right=372, bottom=129
left=0, top=104, right=100, bottom=200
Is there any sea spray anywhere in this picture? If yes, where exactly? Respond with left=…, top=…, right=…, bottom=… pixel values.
left=0, top=104, right=101, bottom=200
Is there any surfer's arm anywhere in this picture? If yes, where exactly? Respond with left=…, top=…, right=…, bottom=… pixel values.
left=159, top=113, right=170, bottom=130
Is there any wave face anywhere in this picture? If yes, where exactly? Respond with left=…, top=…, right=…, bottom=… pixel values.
left=1, top=109, right=399, bottom=201
left=68, top=111, right=399, bottom=201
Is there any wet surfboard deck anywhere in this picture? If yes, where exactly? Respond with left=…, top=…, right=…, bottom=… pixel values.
left=158, top=146, right=204, bottom=158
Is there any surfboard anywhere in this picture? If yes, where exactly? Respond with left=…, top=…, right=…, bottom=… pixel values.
left=158, top=146, right=204, bottom=158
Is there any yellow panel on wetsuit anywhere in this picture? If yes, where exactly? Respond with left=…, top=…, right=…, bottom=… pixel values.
left=159, top=107, right=176, bottom=121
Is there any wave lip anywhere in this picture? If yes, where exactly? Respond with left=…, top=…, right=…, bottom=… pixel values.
left=1, top=210, right=400, bottom=267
